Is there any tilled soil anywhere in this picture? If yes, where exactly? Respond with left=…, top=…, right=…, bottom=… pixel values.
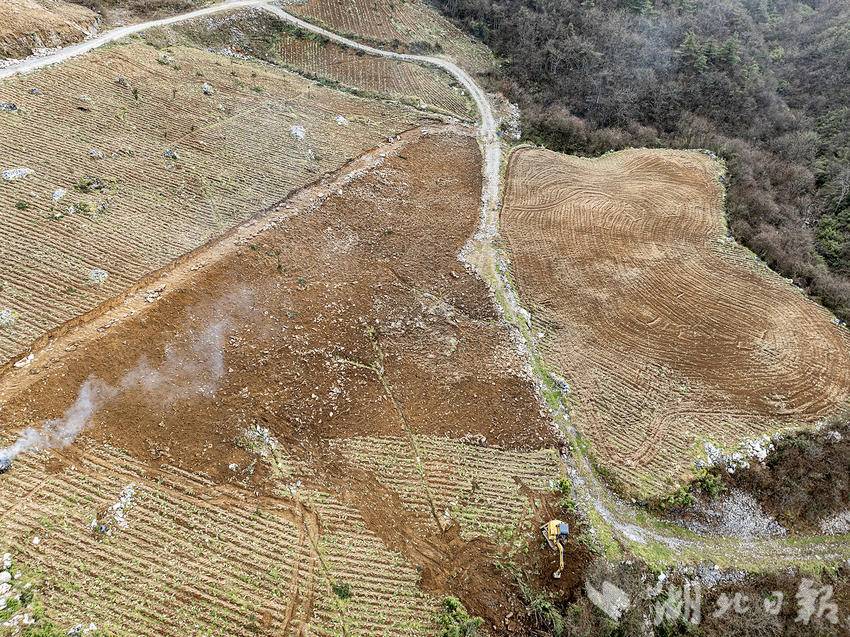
left=501, top=147, right=850, bottom=498
left=1, top=127, right=560, bottom=631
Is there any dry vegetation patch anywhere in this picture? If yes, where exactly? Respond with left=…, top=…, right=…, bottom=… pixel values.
left=156, top=9, right=475, bottom=119
left=0, top=0, right=98, bottom=59
left=501, top=147, right=850, bottom=497
left=0, top=38, right=429, bottom=367
left=288, top=0, right=494, bottom=74
left=276, top=32, right=474, bottom=119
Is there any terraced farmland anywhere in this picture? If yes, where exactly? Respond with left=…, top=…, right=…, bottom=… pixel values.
left=276, top=32, right=473, bottom=118
left=0, top=129, right=564, bottom=634
left=288, top=0, right=494, bottom=74
left=163, top=9, right=474, bottom=119
left=0, top=0, right=98, bottom=59
left=501, top=147, right=850, bottom=497
left=0, top=38, right=430, bottom=367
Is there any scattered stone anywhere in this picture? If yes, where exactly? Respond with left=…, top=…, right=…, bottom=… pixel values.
left=144, top=284, right=165, bottom=303
left=550, top=371, right=571, bottom=394
left=115, top=75, right=130, bottom=88
left=163, top=148, right=179, bottom=160
left=31, top=536, right=40, bottom=546
left=696, top=435, right=775, bottom=473
left=88, top=148, right=105, bottom=159
left=0, top=571, right=10, bottom=585
left=825, top=430, right=843, bottom=443
left=334, top=114, right=350, bottom=126
left=0, top=308, right=15, bottom=329
left=0, top=102, right=18, bottom=112
left=499, top=100, right=522, bottom=140
left=290, top=124, right=306, bottom=140
left=88, top=268, right=108, bottom=286
left=52, top=188, right=67, bottom=202
left=110, top=484, right=135, bottom=530
left=239, top=423, right=279, bottom=458
left=819, top=510, right=850, bottom=535
left=157, top=52, right=175, bottom=65
left=2, top=167, right=33, bottom=182
left=202, top=82, right=214, bottom=95
left=2, top=554, right=11, bottom=570
left=682, top=489, right=786, bottom=539
left=13, top=353, right=34, bottom=369
left=29, top=88, right=42, bottom=96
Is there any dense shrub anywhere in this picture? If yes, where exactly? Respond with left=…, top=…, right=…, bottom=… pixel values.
left=435, top=0, right=850, bottom=319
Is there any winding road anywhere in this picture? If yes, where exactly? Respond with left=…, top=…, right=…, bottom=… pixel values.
left=2, top=0, right=848, bottom=570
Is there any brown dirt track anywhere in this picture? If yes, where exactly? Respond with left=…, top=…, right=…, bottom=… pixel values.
left=1, top=128, right=564, bottom=635
left=501, top=147, right=850, bottom=497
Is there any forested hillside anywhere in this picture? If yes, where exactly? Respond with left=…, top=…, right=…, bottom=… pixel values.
left=436, top=0, right=850, bottom=319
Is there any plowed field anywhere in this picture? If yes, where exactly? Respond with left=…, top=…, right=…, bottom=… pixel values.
left=501, top=147, right=850, bottom=497
left=0, top=129, right=563, bottom=635
left=165, top=9, right=474, bottom=119
left=289, top=0, right=493, bottom=74
left=0, top=39, right=429, bottom=367
left=277, top=33, right=473, bottom=118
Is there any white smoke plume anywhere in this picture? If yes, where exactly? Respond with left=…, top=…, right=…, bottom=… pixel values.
left=0, top=294, right=248, bottom=468
left=0, top=378, right=117, bottom=462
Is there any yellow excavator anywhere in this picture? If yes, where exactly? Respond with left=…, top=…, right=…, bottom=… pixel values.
left=541, top=519, right=570, bottom=579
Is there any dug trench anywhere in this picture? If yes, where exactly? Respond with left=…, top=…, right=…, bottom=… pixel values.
left=0, top=126, right=588, bottom=632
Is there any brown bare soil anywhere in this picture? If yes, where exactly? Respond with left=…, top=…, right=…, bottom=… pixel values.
left=289, top=0, right=494, bottom=74
left=0, top=129, right=561, bottom=635
left=0, top=38, right=430, bottom=367
left=0, top=0, right=98, bottom=58
left=5, top=128, right=550, bottom=470
left=501, top=147, right=850, bottom=497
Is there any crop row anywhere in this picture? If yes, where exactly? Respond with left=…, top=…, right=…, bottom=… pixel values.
left=502, top=148, right=850, bottom=497
left=0, top=40, right=424, bottom=366
left=289, top=0, right=494, bottom=73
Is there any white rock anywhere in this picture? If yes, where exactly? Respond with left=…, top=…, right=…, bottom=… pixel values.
left=52, top=188, right=67, bottom=202
left=290, top=124, right=306, bottom=140
left=14, top=353, right=34, bottom=368
left=0, top=571, right=10, bottom=584
left=2, top=167, right=33, bottom=181
left=0, top=583, right=10, bottom=595
left=32, top=536, right=40, bottom=546
left=88, top=268, right=109, bottom=286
